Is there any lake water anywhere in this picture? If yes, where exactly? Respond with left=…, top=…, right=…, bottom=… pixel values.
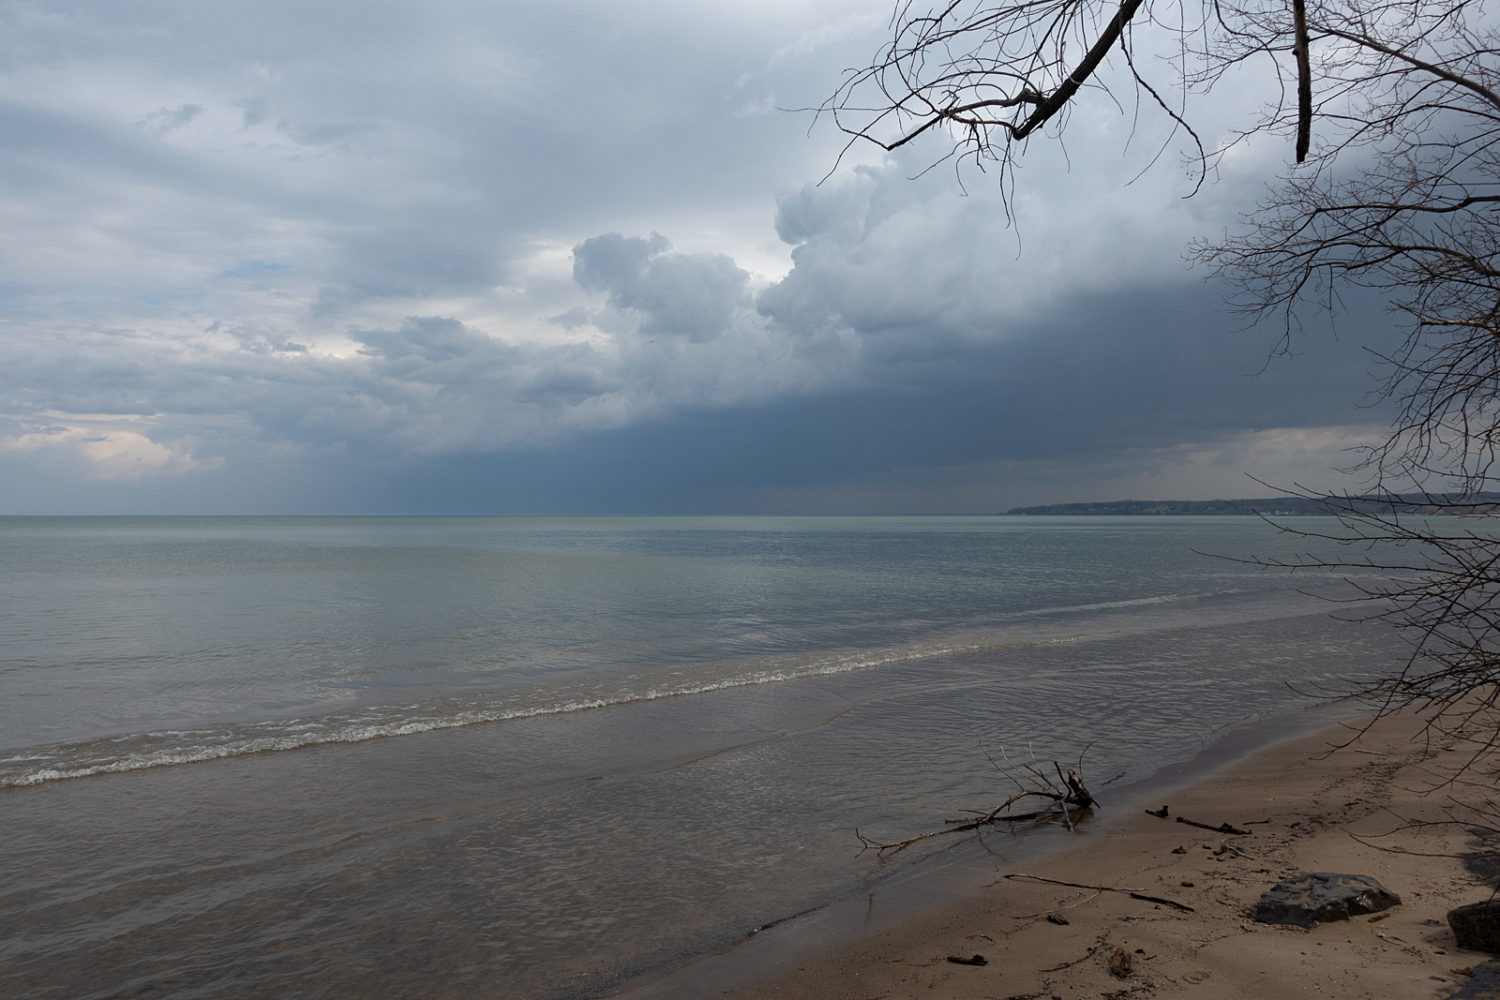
left=0, top=515, right=1414, bottom=998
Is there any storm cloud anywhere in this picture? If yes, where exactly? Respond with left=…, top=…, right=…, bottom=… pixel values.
left=0, top=0, right=1402, bottom=513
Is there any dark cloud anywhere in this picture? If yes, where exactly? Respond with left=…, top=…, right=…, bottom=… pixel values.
left=346, top=284, right=1398, bottom=515
left=572, top=234, right=671, bottom=292
left=238, top=96, right=269, bottom=128
left=312, top=222, right=511, bottom=315
left=354, top=316, right=488, bottom=363
left=36, top=277, right=1402, bottom=512
left=138, top=103, right=203, bottom=133
left=0, top=0, right=1408, bottom=513
left=573, top=233, right=750, bottom=343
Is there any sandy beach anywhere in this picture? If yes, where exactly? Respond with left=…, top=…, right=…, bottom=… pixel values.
left=629, top=707, right=1498, bottom=1000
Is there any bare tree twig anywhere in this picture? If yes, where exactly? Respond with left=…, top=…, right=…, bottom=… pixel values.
left=826, top=0, right=1500, bottom=874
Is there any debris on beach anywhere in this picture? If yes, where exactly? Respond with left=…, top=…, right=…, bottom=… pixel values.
left=1444, top=959, right=1500, bottom=1000
left=1142, top=805, right=1250, bottom=835
left=1253, top=872, right=1401, bottom=928
left=856, top=755, right=1096, bottom=854
left=1449, top=901, right=1500, bottom=953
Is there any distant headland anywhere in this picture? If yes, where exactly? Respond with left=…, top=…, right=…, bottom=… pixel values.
left=1003, top=495, right=1500, bottom=516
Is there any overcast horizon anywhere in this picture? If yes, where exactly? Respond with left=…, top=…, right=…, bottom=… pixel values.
left=1, top=1, right=1404, bottom=515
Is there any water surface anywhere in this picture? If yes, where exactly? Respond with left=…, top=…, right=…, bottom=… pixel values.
left=0, top=516, right=1416, bottom=998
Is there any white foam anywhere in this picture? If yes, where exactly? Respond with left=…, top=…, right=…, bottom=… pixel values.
left=0, top=589, right=1314, bottom=790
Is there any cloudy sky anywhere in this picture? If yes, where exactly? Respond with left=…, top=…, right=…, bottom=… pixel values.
left=0, top=0, right=1402, bottom=514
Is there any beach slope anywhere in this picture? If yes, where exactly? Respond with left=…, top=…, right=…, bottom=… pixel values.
left=718, top=712, right=1495, bottom=999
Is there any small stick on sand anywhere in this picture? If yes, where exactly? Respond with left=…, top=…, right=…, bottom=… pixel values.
left=1004, top=873, right=1195, bottom=912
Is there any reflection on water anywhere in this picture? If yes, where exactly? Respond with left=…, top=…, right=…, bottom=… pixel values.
left=0, top=517, right=1417, bottom=998
left=4, top=613, right=1404, bottom=999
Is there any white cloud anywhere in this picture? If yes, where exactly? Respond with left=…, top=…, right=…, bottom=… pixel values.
left=0, top=414, right=221, bottom=481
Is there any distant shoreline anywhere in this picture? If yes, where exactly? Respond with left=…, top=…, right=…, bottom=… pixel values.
left=1004, top=495, right=1500, bottom=516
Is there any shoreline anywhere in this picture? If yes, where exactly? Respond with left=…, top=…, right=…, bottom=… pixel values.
left=617, top=705, right=1495, bottom=999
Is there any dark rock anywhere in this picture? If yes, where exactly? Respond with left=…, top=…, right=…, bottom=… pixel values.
left=1446, top=958, right=1500, bottom=999
left=1451, top=901, right=1500, bottom=953
left=1253, top=873, right=1401, bottom=928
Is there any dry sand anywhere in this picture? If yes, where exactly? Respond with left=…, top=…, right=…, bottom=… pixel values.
left=632, top=709, right=1500, bottom=1000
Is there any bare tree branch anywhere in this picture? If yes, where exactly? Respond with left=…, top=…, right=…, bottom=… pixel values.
left=828, top=0, right=1500, bottom=830
left=1292, top=0, right=1313, bottom=161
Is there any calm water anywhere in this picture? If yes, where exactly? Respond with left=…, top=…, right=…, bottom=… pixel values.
left=0, top=516, right=1413, bottom=998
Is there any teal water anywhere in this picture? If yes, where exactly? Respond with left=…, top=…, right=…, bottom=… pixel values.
left=0, top=516, right=1413, bottom=998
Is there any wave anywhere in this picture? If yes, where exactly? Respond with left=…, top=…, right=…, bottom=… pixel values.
left=0, top=586, right=1330, bottom=790
left=0, top=628, right=1107, bottom=789
left=1010, top=589, right=1216, bottom=618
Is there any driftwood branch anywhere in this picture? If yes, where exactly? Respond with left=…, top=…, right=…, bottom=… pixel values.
left=1003, top=873, right=1196, bottom=912
left=857, top=755, right=1097, bottom=854
left=1176, top=816, right=1252, bottom=836
left=1144, top=804, right=1251, bottom=834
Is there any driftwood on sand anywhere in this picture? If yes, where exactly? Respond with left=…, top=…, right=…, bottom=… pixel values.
left=856, top=753, right=1096, bottom=854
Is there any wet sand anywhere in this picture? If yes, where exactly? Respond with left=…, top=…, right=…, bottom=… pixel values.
left=630, top=708, right=1497, bottom=999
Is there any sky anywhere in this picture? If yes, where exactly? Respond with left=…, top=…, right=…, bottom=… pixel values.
left=0, top=0, right=1406, bottom=514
